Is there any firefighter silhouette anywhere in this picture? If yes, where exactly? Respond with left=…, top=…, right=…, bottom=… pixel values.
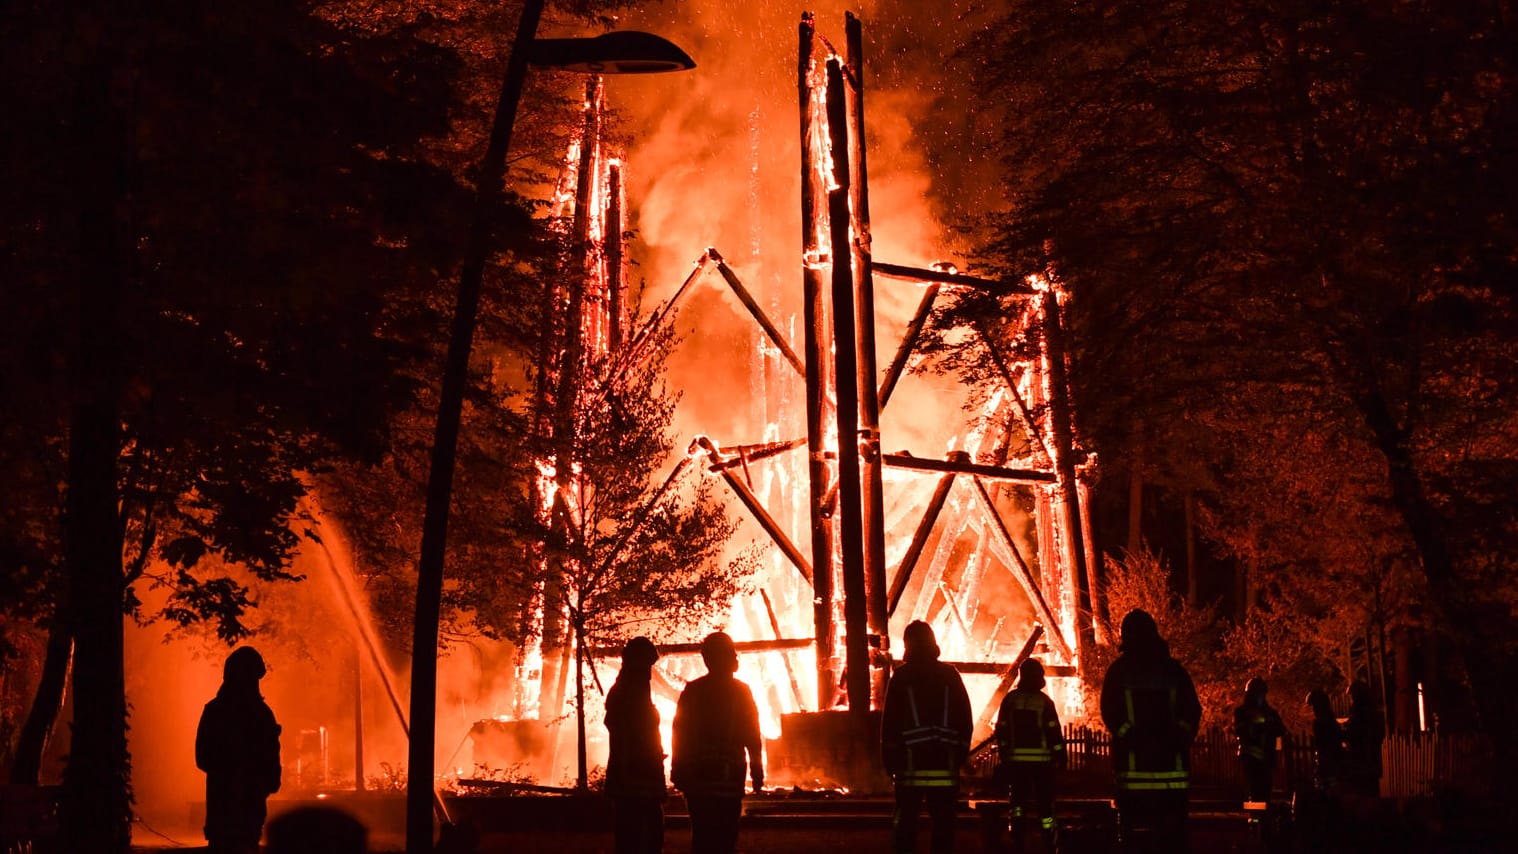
left=880, top=620, right=973, bottom=854
left=1233, top=676, right=1285, bottom=810
left=671, top=631, right=763, bottom=854
left=994, top=657, right=1065, bottom=849
left=1298, top=688, right=1352, bottom=849
left=1307, top=689, right=1347, bottom=792
left=605, top=636, right=667, bottom=854
left=1100, top=609, right=1201, bottom=853
left=196, top=646, right=282, bottom=854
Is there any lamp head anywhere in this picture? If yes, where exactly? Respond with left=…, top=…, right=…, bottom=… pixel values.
left=530, top=31, right=696, bottom=75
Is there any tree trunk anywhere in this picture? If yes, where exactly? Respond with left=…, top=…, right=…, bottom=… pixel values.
left=574, top=623, right=587, bottom=791
left=1126, top=458, right=1142, bottom=556
left=1234, top=557, right=1251, bottom=624
left=59, top=51, right=131, bottom=854
left=1393, top=626, right=1413, bottom=735
left=1352, top=380, right=1518, bottom=797
left=1183, top=491, right=1197, bottom=607
left=9, top=623, right=72, bottom=785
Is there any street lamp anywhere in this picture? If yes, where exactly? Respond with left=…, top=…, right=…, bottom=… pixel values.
left=532, top=30, right=695, bottom=74
left=406, top=8, right=694, bottom=852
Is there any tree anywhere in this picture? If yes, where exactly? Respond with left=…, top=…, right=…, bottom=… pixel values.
left=528, top=321, right=753, bottom=789
left=0, top=1, right=483, bottom=847
left=944, top=0, right=1518, bottom=774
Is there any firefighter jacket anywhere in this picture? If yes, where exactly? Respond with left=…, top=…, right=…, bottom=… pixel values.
left=995, top=686, right=1066, bottom=767
left=1233, top=700, right=1284, bottom=762
left=604, top=671, right=667, bottom=799
left=1100, top=645, right=1201, bottom=793
left=671, top=673, right=763, bottom=798
left=880, top=658, right=973, bottom=789
left=1311, top=713, right=1348, bottom=789
left=196, top=683, right=282, bottom=844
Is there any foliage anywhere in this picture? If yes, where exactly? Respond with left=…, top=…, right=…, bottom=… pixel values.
left=0, top=0, right=531, bottom=842
left=501, top=311, right=756, bottom=651
left=0, top=0, right=480, bottom=645
left=943, top=0, right=1518, bottom=743
left=1087, top=547, right=1332, bottom=732
left=562, top=350, right=755, bottom=645
left=1091, top=548, right=1230, bottom=731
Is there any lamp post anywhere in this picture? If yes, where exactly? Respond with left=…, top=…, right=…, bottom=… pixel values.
left=405, top=6, right=693, bottom=851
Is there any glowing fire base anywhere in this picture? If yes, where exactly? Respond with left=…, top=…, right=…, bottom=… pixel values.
left=765, top=710, right=891, bottom=795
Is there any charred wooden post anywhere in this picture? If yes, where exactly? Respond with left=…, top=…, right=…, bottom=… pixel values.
left=971, top=476, right=1073, bottom=660
left=971, top=625, right=1045, bottom=742
left=606, top=162, right=624, bottom=352
left=844, top=13, right=890, bottom=706
left=710, top=249, right=806, bottom=376
left=761, top=589, right=808, bottom=713
left=549, top=74, right=605, bottom=473
left=695, top=437, right=815, bottom=585
left=1038, top=286, right=1096, bottom=660
left=1078, top=474, right=1107, bottom=641
left=799, top=13, right=838, bottom=709
left=888, top=467, right=957, bottom=616
left=879, top=283, right=939, bottom=411
left=825, top=57, right=871, bottom=718
left=541, top=76, right=605, bottom=736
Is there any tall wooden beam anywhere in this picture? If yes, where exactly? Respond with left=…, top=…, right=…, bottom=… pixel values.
left=845, top=11, right=891, bottom=708
left=798, top=13, right=837, bottom=709
left=970, top=476, right=1073, bottom=661
left=606, top=162, right=624, bottom=352
left=887, top=469, right=956, bottom=616
left=878, top=283, right=939, bottom=412
left=1039, top=289, right=1095, bottom=660
left=825, top=56, right=871, bottom=718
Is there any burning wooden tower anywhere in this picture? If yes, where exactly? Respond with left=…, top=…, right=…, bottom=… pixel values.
left=776, top=8, right=1098, bottom=759
left=612, top=13, right=1103, bottom=785
left=485, top=12, right=1101, bottom=791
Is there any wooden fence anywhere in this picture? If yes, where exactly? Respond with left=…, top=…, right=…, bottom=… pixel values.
left=1378, top=731, right=1492, bottom=798
left=971, top=726, right=1492, bottom=799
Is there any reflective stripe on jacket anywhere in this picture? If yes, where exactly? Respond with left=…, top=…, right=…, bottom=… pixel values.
left=881, top=658, right=973, bottom=788
left=995, top=688, right=1065, bottom=764
left=1099, top=647, right=1201, bottom=793
left=1234, top=703, right=1283, bottom=762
